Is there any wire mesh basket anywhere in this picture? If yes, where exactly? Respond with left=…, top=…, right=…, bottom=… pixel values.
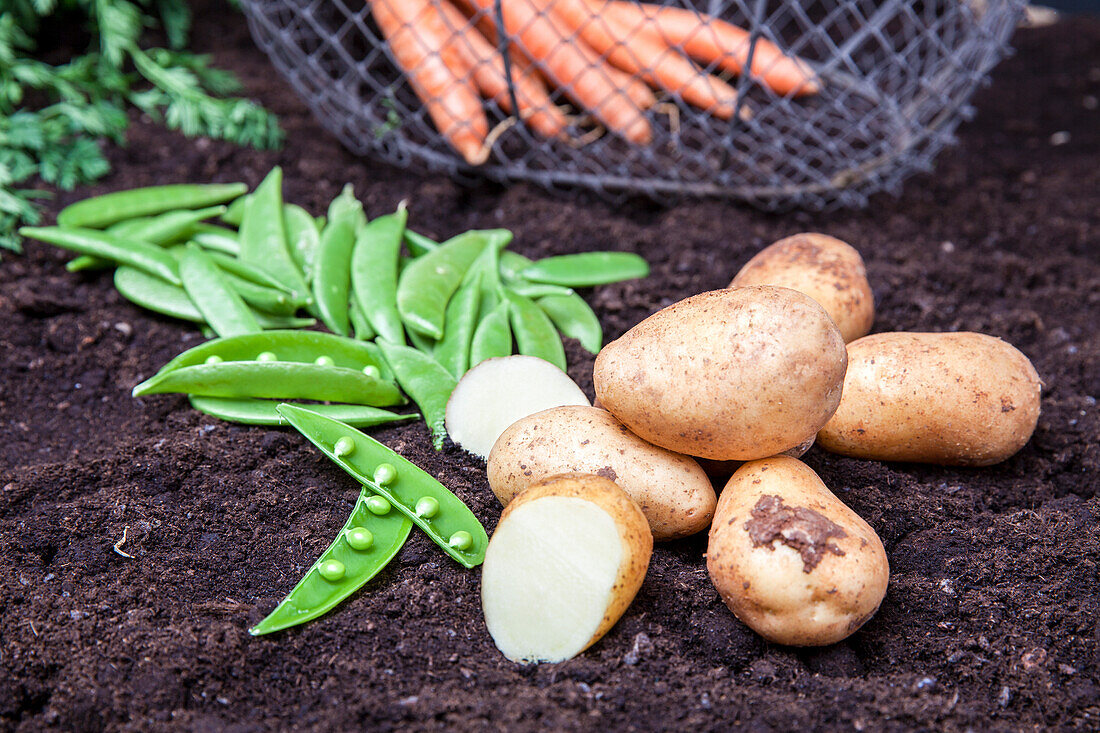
left=239, top=0, right=1025, bottom=209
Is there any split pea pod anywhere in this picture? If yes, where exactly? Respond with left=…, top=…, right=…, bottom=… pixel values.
left=313, top=216, right=356, bottom=336
left=376, top=340, right=456, bottom=450
left=56, top=182, right=247, bottom=229
left=179, top=245, right=261, bottom=338
left=505, top=290, right=567, bottom=370
left=152, top=330, right=390, bottom=379
left=537, top=293, right=603, bottom=354
left=132, top=361, right=404, bottom=405
left=521, top=252, right=650, bottom=287
left=396, top=229, right=511, bottom=340
left=249, top=485, right=413, bottom=635
left=238, top=167, right=309, bottom=295
left=469, top=301, right=513, bottom=367
left=277, top=404, right=488, bottom=567
left=351, top=206, right=407, bottom=345
left=20, top=227, right=181, bottom=285
left=188, top=396, right=416, bottom=428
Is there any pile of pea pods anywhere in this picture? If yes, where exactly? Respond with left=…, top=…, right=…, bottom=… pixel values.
left=21, top=168, right=650, bottom=633
left=20, top=167, right=649, bottom=448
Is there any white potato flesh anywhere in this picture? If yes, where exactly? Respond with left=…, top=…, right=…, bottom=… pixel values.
left=445, top=356, right=590, bottom=459
left=482, top=496, right=622, bottom=663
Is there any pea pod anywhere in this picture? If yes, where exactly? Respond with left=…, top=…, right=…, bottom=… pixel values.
left=505, top=290, right=567, bottom=370
left=313, top=216, right=356, bottom=336
left=433, top=262, right=484, bottom=379
left=348, top=298, right=376, bottom=341
left=56, top=182, right=247, bottom=229
left=179, top=245, right=261, bottom=338
left=132, top=362, right=404, bottom=406
left=254, top=313, right=318, bottom=330
left=238, top=167, right=309, bottom=295
left=402, top=228, right=439, bottom=256
left=249, top=485, right=413, bottom=635
left=326, top=185, right=367, bottom=232
left=206, top=251, right=300, bottom=296
left=108, top=205, right=227, bottom=245
left=521, top=252, right=650, bottom=287
left=277, top=404, right=488, bottom=567
left=153, top=330, right=390, bottom=378
left=351, top=206, right=407, bottom=345
left=376, top=340, right=456, bottom=450
left=114, top=266, right=204, bottom=322
left=284, top=204, right=320, bottom=282
left=219, top=271, right=303, bottom=315
left=396, top=229, right=511, bottom=340
left=508, top=281, right=576, bottom=299
left=66, top=255, right=113, bottom=272
left=188, top=396, right=416, bottom=428
left=537, top=293, right=603, bottom=354
left=221, top=191, right=251, bottom=227
left=20, top=227, right=181, bottom=285
left=469, top=301, right=513, bottom=367
left=191, top=225, right=241, bottom=256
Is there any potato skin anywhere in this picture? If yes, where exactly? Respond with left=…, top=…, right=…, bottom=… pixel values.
left=730, top=233, right=874, bottom=343
left=706, top=457, right=889, bottom=646
left=817, top=332, right=1042, bottom=466
left=499, top=474, right=653, bottom=653
left=593, top=286, right=847, bottom=461
left=488, top=406, right=716, bottom=540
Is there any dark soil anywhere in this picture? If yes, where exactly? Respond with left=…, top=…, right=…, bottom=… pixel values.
left=3, top=5, right=1099, bottom=731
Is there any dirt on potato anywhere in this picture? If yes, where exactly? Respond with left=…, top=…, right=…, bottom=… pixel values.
left=1, top=4, right=1098, bottom=730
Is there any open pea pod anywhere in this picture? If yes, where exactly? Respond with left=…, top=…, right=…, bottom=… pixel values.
left=277, top=405, right=488, bottom=568
left=250, top=485, right=413, bottom=635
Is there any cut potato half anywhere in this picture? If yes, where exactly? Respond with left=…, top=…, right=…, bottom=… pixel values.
left=481, top=474, right=652, bottom=663
left=445, top=355, right=589, bottom=459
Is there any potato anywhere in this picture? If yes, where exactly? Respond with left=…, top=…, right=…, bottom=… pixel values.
left=488, top=405, right=716, bottom=540
left=817, top=332, right=1042, bottom=466
left=481, top=473, right=653, bottom=663
left=707, top=456, right=889, bottom=646
left=730, top=233, right=874, bottom=343
left=593, top=286, right=847, bottom=461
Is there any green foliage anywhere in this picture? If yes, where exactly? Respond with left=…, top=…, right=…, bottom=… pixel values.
left=1, top=0, right=283, bottom=255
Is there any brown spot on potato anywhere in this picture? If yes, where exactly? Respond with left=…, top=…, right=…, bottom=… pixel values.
left=743, top=495, right=847, bottom=573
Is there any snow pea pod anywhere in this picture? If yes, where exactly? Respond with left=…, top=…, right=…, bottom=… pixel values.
left=277, top=404, right=488, bottom=567
left=469, top=301, right=513, bottom=367
left=114, top=266, right=204, bottom=322
left=188, top=396, right=416, bottom=428
left=396, top=229, right=511, bottom=340
left=249, top=484, right=413, bottom=635
left=312, top=216, right=356, bottom=336
left=20, top=226, right=181, bottom=285
left=351, top=206, right=407, bottom=345
left=284, top=203, right=321, bottom=282
left=56, top=182, right=247, bottom=229
left=238, top=167, right=309, bottom=295
left=521, top=252, right=649, bottom=287
left=505, top=290, right=567, bottom=370
left=179, top=246, right=261, bottom=338
left=537, top=293, right=603, bottom=354
left=376, top=340, right=457, bottom=450
left=153, top=330, right=390, bottom=378
left=132, top=362, right=404, bottom=405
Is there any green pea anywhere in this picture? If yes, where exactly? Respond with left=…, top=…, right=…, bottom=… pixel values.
left=362, top=365, right=381, bottom=379
left=346, top=527, right=374, bottom=551
left=205, top=355, right=224, bottom=365
left=277, top=405, right=488, bottom=567
left=366, top=496, right=392, bottom=515
left=256, top=351, right=278, bottom=362
left=373, top=463, right=398, bottom=486
left=334, top=436, right=356, bottom=457
left=319, top=559, right=346, bottom=581
left=315, top=355, right=335, bottom=367
left=448, top=531, right=473, bottom=551
left=415, top=496, right=440, bottom=519
left=56, top=182, right=247, bottom=229
left=521, top=252, right=650, bottom=287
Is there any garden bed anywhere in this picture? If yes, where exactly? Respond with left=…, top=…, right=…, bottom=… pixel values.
left=1, top=4, right=1098, bottom=730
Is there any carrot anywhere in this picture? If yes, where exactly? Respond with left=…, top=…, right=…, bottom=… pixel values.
left=371, top=0, right=489, bottom=164
left=435, top=0, right=569, bottom=139
left=603, top=1, right=819, bottom=97
left=553, top=0, right=741, bottom=119
left=466, top=0, right=654, bottom=144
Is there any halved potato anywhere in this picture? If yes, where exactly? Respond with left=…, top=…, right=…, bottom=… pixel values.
left=481, top=474, right=653, bottom=663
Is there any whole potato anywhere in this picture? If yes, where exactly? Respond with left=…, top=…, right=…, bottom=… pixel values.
left=593, top=286, right=847, bottom=461
left=707, top=456, right=889, bottom=646
left=817, top=332, right=1042, bottom=466
left=487, top=405, right=716, bottom=540
left=730, top=233, right=874, bottom=343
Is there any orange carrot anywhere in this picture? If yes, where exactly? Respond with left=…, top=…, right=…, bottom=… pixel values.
left=554, top=0, right=741, bottom=119
left=435, top=0, right=569, bottom=138
left=371, top=0, right=489, bottom=164
left=604, top=1, right=819, bottom=97
left=467, top=0, right=654, bottom=144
